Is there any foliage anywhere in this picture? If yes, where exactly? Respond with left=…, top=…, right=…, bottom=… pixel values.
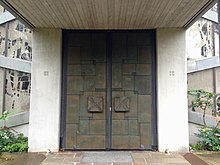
left=188, top=89, right=219, bottom=126
left=0, top=111, right=28, bottom=153
left=193, top=127, right=220, bottom=151
left=0, top=111, right=10, bottom=128
left=190, top=143, right=204, bottom=151
left=0, top=130, right=28, bottom=152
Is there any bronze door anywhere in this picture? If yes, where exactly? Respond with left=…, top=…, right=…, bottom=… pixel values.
left=111, top=32, right=153, bottom=149
left=63, top=31, right=154, bottom=150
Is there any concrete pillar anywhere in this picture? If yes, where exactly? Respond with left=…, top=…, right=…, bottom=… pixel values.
left=0, top=68, right=3, bottom=115
left=28, top=29, right=62, bottom=152
left=157, top=28, right=189, bottom=152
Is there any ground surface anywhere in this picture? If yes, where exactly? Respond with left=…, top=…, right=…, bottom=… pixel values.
left=194, top=152, right=220, bottom=165
left=0, top=151, right=219, bottom=165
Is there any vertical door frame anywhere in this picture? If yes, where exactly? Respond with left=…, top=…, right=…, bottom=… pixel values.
left=60, top=30, right=68, bottom=149
left=151, top=30, right=158, bottom=150
left=106, top=32, right=112, bottom=149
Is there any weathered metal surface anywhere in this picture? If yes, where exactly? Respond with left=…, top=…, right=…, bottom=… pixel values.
left=66, top=95, right=79, bottom=123
left=67, top=47, right=80, bottom=65
left=111, top=32, right=152, bottom=149
left=65, top=124, right=77, bottom=148
left=76, top=135, right=105, bottom=149
left=90, top=120, right=105, bottom=134
left=138, top=95, right=152, bottom=123
left=87, top=96, right=103, bottom=112
left=65, top=32, right=106, bottom=149
left=138, top=47, right=152, bottom=64
left=135, top=76, right=152, bottom=95
left=112, top=63, right=122, bottom=88
left=122, top=64, right=136, bottom=75
left=114, top=97, right=130, bottom=112
left=84, top=76, right=96, bottom=91
left=122, top=76, right=134, bottom=90
left=136, top=64, right=151, bottom=75
left=65, top=31, right=153, bottom=149
left=81, top=65, right=95, bottom=75
left=67, top=76, right=83, bottom=94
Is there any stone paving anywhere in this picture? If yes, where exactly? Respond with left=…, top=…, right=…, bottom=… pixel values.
left=194, top=152, right=220, bottom=165
left=40, top=151, right=190, bottom=165
left=0, top=151, right=219, bottom=165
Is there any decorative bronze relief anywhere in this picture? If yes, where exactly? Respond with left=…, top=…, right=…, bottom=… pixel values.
left=114, top=97, right=130, bottom=112
left=87, top=96, right=103, bottom=112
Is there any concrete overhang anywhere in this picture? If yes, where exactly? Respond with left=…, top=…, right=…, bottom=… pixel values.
left=0, top=0, right=217, bottom=29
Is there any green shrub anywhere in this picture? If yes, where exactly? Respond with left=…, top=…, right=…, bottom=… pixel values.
left=195, top=127, right=220, bottom=151
left=0, top=129, right=28, bottom=152
left=190, top=143, right=204, bottom=150
left=0, top=111, right=28, bottom=153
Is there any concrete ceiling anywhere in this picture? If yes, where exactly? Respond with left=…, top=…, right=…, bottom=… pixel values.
left=0, top=0, right=217, bottom=29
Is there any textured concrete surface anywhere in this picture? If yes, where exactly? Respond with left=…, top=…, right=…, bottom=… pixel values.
left=29, top=28, right=62, bottom=152
left=157, top=28, right=189, bottom=152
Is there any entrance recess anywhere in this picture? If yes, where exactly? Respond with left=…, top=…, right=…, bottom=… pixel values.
left=62, top=31, right=156, bottom=150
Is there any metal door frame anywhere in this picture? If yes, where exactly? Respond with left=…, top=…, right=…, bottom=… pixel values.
left=106, top=32, right=112, bottom=149
left=60, top=30, right=158, bottom=151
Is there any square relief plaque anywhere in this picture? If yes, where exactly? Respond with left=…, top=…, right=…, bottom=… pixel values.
left=87, top=96, right=103, bottom=112
left=114, top=97, right=130, bottom=112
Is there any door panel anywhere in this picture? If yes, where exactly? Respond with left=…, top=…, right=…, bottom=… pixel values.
left=111, top=32, right=152, bottom=149
left=64, top=31, right=154, bottom=150
left=65, top=33, right=106, bottom=149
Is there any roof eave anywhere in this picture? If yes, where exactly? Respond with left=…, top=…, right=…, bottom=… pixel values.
left=183, top=0, right=217, bottom=29
left=0, top=0, right=35, bottom=28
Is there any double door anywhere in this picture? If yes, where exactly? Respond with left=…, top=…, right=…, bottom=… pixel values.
left=62, top=31, right=155, bottom=150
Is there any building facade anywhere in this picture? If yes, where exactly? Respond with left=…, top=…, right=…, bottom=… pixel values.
left=0, top=0, right=217, bottom=152
left=0, top=5, right=31, bottom=136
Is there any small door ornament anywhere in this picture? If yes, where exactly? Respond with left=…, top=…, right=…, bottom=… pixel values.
left=87, top=96, right=103, bottom=112
left=114, top=96, right=130, bottom=112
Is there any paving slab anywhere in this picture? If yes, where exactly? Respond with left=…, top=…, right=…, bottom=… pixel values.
left=0, top=152, right=46, bottom=165
left=182, top=153, right=208, bottom=165
left=81, top=151, right=133, bottom=163
left=194, top=152, right=220, bottom=165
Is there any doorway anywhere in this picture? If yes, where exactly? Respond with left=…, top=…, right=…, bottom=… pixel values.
left=61, top=31, right=156, bottom=150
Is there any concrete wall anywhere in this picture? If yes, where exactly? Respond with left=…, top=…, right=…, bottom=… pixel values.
left=188, top=69, right=213, bottom=92
left=11, top=124, right=29, bottom=137
left=188, top=65, right=220, bottom=115
left=157, top=28, right=189, bottom=152
left=189, top=122, right=202, bottom=144
left=28, top=28, right=62, bottom=152
left=215, top=67, right=220, bottom=92
left=0, top=68, right=3, bottom=114
left=188, top=111, right=220, bottom=144
left=188, top=69, right=214, bottom=115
